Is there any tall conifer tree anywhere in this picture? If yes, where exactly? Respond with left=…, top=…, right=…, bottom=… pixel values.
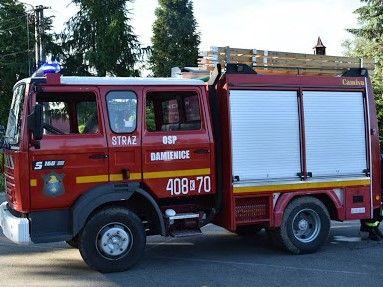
left=59, top=0, right=141, bottom=76
left=347, top=0, right=383, bottom=137
left=0, top=0, right=54, bottom=125
left=150, top=0, right=200, bottom=77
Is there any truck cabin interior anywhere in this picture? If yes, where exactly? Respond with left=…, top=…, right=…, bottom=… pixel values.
left=36, top=92, right=99, bottom=135
left=146, top=91, right=201, bottom=132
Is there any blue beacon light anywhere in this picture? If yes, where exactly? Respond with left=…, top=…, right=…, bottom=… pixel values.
left=32, top=61, right=62, bottom=77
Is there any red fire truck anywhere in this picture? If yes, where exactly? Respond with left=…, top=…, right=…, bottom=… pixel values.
left=0, top=64, right=381, bottom=273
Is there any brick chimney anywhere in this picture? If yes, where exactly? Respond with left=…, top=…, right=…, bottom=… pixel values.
left=313, top=37, right=326, bottom=55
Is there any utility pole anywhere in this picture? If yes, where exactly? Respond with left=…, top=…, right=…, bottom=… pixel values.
left=20, top=2, right=50, bottom=71
left=26, top=13, right=32, bottom=76
left=20, top=2, right=34, bottom=75
left=34, top=5, right=48, bottom=68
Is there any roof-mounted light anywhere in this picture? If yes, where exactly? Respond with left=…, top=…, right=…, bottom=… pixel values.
left=32, top=61, right=62, bottom=77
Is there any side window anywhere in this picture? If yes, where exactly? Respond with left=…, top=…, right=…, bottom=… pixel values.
left=106, top=91, right=137, bottom=133
left=146, top=91, right=201, bottom=132
left=146, top=100, right=156, bottom=132
left=77, top=101, right=99, bottom=134
left=184, top=96, right=200, bottom=122
left=162, top=99, right=180, bottom=124
left=41, top=102, right=70, bottom=134
left=5, top=84, right=26, bottom=145
left=36, top=92, right=99, bottom=135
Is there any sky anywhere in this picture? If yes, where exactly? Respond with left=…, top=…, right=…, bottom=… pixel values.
left=22, top=0, right=363, bottom=56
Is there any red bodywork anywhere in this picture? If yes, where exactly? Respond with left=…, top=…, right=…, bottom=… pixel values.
left=3, top=72, right=381, bottom=234
left=4, top=79, right=216, bottom=214
left=215, top=73, right=381, bottom=231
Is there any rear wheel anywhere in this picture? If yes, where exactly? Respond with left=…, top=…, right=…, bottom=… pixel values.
left=275, top=197, right=330, bottom=254
left=79, top=207, right=146, bottom=273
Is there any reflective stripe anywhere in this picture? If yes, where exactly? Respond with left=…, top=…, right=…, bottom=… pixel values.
left=76, top=175, right=109, bottom=184
left=233, top=179, right=371, bottom=194
left=143, top=168, right=211, bottom=179
left=109, top=173, right=142, bottom=181
left=75, top=168, right=211, bottom=184
left=30, top=179, right=37, bottom=187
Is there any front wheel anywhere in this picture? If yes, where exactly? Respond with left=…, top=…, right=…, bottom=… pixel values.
left=275, top=197, right=330, bottom=254
left=79, top=207, right=146, bottom=273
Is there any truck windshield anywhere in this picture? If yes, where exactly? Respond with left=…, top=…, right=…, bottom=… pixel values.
left=5, top=84, right=26, bottom=147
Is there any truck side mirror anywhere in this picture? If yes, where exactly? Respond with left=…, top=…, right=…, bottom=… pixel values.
left=28, top=104, right=43, bottom=142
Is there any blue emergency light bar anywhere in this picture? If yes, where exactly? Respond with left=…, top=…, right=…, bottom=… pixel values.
left=32, top=61, right=61, bottom=77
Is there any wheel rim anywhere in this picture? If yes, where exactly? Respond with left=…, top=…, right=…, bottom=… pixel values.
left=96, top=222, right=133, bottom=260
left=292, top=208, right=321, bottom=243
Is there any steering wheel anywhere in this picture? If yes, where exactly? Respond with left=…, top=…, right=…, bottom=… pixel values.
left=42, top=123, right=66, bottom=135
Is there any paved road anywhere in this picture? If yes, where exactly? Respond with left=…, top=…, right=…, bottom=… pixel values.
left=0, top=222, right=382, bottom=287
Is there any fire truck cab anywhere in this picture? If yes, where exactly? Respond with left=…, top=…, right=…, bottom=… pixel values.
left=0, top=64, right=381, bottom=273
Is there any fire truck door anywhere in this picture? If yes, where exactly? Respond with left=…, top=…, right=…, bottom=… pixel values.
left=29, top=88, right=109, bottom=210
left=103, top=89, right=142, bottom=185
left=142, top=88, right=214, bottom=199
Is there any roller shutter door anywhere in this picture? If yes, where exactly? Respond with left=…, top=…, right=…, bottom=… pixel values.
left=303, top=91, right=367, bottom=178
left=230, top=90, right=301, bottom=182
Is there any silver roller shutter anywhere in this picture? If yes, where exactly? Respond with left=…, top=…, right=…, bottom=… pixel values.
left=303, top=91, right=367, bottom=178
left=230, top=90, right=301, bottom=182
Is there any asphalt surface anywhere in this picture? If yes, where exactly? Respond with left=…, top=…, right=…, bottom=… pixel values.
left=0, top=221, right=382, bottom=287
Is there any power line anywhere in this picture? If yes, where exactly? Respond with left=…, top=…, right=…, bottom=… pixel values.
left=1, top=11, right=26, bottom=18
left=0, top=24, right=25, bottom=33
left=1, top=2, right=36, bottom=75
left=0, top=14, right=29, bottom=25
left=0, top=50, right=33, bottom=59
left=1, top=4, right=50, bottom=73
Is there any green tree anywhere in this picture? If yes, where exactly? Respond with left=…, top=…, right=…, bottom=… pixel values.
left=150, top=0, right=200, bottom=77
left=0, top=1, right=55, bottom=127
left=0, top=0, right=32, bottom=126
left=58, top=0, right=142, bottom=77
left=346, top=0, right=383, bottom=138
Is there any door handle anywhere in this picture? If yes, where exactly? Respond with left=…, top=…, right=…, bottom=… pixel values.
left=193, top=149, right=210, bottom=154
left=89, top=154, right=108, bottom=160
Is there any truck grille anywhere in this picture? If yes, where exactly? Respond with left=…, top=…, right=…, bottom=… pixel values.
left=4, top=169, right=15, bottom=202
left=235, top=197, right=269, bottom=224
left=4, top=154, right=16, bottom=204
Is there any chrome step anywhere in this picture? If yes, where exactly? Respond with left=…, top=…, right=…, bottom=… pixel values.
left=168, top=213, right=199, bottom=221
left=171, top=229, right=202, bottom=237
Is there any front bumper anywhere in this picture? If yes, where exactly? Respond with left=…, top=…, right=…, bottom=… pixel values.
left=0, top=202, right=30, bottom=244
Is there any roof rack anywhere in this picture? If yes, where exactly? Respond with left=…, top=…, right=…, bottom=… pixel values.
left=199, top=46, right=375, bottom=76
left=341, top=68, right=369, bottom=77
left=225, top=64, right=370, bottom=77
left=226, top=63, right=256, bottom=74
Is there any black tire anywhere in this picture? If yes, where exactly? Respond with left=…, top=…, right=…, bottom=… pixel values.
left=66, top=235, right=80, bottom=248
left=79, top=207, right=146, bottom=273
left=275, top=197, right=330, bottom=255
left=236, top=226, right=263, bottom=236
